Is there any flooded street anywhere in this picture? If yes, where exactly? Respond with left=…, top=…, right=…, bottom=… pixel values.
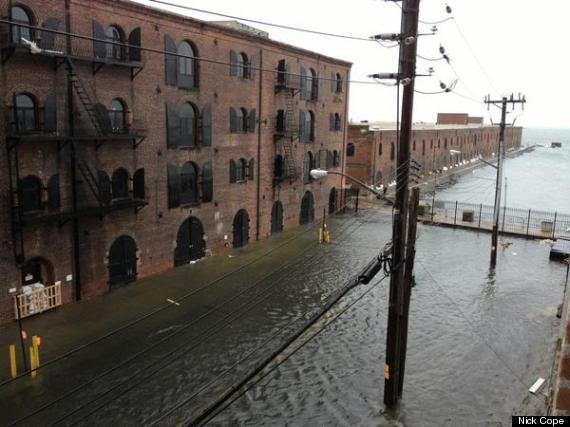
left=0, top=208, right=565, bottom=426
left=209, top=219, right=565, bottom=426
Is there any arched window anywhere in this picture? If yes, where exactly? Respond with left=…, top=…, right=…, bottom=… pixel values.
left=201, top=162, right=213, bottom=202
left=274, top=155, right=284, bottom=178
left=180, top=162, right=199, bottom=205
left=390, top=142, right=395, bottom=160
left=179, top=103, right=197, bottom=147
left=335, top=72, right=343, bottom=94
left=237, top=158, right=247, bottom=181
left=237, top=52, right=249, bottom=78
left=334, top=113, right=341, bottom=131
left=305, top=68, right=314, bottom=100
left=309, top=68, right=318, bottom=100
left=15, top=93, right=37, bottom=132
left=229, top=159, right=237, bottom=184
left=178, top=41, right=196, bottom=89
left=11, top=6, right=33, bottom=44
left=306, top=111, right=314, bottom=141
left=444, top=138, right=448, bottom=149
left=109, top=99, right=125, bottom=134
left=346, top=143, right=355, bottom=157
left=19, top=176, right=42, bottom=213
left=111, top=168, right=129, bottom=199
left=240, top=108, right=248, bottom=133
left=105, top=26, right=122, bottom=60
left=303, top=152, right=313, bottom=184
left=422, top=140, right=426, bottom=156
left=378, top=143, right=383, bottom=156
left=412, top=140, right=416, bottom=151
left=235, top=159, right=243, bottom=182
left=300, top=191, right=315, bottom=224
left=133, top=168, right=145, bottom=200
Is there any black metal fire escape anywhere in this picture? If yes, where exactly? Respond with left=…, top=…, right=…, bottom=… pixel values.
left=274, top=69, right=300, bottom=183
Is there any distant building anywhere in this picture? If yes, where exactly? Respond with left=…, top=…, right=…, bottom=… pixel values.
left=0, top=0, right=350, bottom=323
left=346, top=117, right=523, bottom=187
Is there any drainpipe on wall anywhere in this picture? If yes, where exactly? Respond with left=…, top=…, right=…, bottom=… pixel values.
left=340, top=68, right=351, bottom=207
left=255, top=48, right=263, bottom=240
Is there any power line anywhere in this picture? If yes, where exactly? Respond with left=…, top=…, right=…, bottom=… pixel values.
left=9, top=216, right=364, bottom=425
left=161, top=274, right=390, bottom=426
left=143, top=0, right=376, bottom=42
left=48, top=218, right=371, bottom=427
left=452, top=20, right=501, bottom=96
left=0, top=19, right=385, bottom=88
left=0, top=199, right=354, bottom=388
left=416, top=260, right=543, bottom=398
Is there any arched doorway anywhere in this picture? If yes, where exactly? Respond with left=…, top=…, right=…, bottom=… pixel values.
left=374, top=170, right=383, bottom=186
left=21, top=257, right=54, bottom=287
left=300, top=191, right=315, bottom=225
left=233, top=209, right=250, bottom=248
left=328, top=188, right=338, bottom=214
left=271, top=201, right=284, bottom=234
left=174, top=217, right=206, bottom=266
left=108, top=235, right=137, bottom=289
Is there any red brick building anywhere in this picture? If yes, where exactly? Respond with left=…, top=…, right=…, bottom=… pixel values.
left=346, top=118, right=523, bottom=187
left=0, top=0, right=350, bottom=323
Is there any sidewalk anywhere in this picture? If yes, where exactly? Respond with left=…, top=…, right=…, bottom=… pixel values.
left=0, top=209, right=392, bottom=426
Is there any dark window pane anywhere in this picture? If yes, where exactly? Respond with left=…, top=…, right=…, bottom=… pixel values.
left=19, top=176, right=42, bottom=213
left=105, top=26, right=122, bottom=60
left=11, top=7, right=32, bottom=44
left=15, top=94, right=36, bottom=132
left=180, top=162, right=198, bottom=204
left=109, top=99, right=125, bottom=133
left=111, top=169, right=129, bottom=199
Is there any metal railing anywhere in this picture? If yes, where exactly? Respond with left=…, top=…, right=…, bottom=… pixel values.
left=422, top=199, right=570, bottom=240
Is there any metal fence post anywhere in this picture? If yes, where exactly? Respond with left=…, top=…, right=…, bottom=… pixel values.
left=478, top=203, right=482, bottom=229
left=431, top=199, right=435, bottom=224
left=553, top=212, right=558, bottom=239
left=526, top=209, right=531, bottom=238
left=454, top=201, right=458, bottom=226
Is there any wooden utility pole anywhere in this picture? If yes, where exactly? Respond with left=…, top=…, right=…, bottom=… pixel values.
left=397, top=187, right=420, bottom=396
left=384, top=0, right=421, bottom=409
left=485, top=94, right=525, bottom=268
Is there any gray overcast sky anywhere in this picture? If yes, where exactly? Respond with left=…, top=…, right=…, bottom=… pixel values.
left=133, top=0, right=569, bottom=128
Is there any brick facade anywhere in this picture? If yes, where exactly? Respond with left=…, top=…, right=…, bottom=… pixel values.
left=0, top=0, right=350, bottom=324
left=346, top=123, right=523, bottom=186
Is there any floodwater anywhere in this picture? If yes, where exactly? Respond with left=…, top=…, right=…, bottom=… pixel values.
left=436, top=127, right=570, bottom=212
left=208, top=216, right=565, bottom=426
left=2, top=210, right=564, bottom=426
left=1, top=129, right=568, bottom=426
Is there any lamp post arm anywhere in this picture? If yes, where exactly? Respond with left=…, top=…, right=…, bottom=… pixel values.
left=324, top=170, right=395, bottom=205
left=478, top=158, right=498, bottom=169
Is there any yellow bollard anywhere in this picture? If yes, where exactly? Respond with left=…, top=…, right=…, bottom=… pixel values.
left=32, top=336, right=40, bottom=368
left=9, top=345, right=17, bottom=378
left=29, top=347, right=36, bottom=378
left=318, top=227, right=323, bottom=243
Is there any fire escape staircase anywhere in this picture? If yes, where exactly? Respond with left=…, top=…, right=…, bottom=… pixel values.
left=275, top=88, right=300, bottom=182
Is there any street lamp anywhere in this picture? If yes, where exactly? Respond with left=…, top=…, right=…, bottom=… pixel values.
left=310, top=169, right=394, bottom=205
